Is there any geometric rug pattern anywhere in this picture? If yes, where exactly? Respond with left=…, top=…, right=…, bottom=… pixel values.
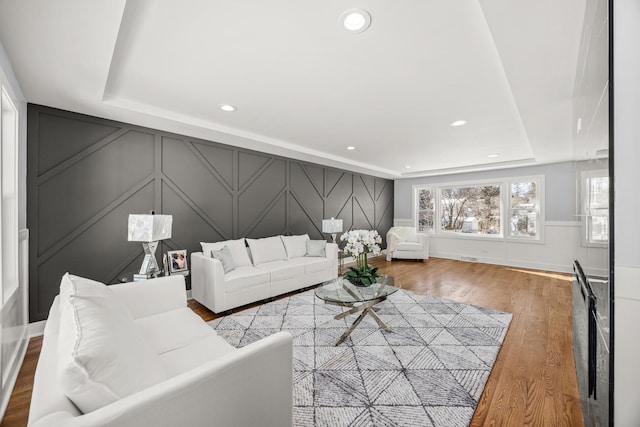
left=208, top=288, right=512, bottom=427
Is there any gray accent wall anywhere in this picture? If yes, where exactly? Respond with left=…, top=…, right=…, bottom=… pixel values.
left=27, top=105, right=393, bottom=321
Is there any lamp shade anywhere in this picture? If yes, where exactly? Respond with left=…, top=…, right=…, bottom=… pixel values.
left=127, top=214, right=172, bottom=242
left=322, top=218, right=343, bottom=234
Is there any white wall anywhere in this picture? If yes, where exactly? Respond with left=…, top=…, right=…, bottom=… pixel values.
left=0, top=39, right=29, bottom=421
left=394, top=161, right=607, bottom=275
left=613, top=0, right=640, bottom=425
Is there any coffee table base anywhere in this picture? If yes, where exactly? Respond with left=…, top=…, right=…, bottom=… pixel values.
left=326, top=296, right=391, bottom=346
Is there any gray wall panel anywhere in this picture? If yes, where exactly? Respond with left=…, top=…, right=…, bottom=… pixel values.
left=27, top=104, right=394, bottom=321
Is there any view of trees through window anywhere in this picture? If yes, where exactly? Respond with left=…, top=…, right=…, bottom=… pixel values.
left=439, top=185, right=501, bottom=234
left=415, top=176, right=542, bottom=239
left=510, top=181, right=538, bottom=237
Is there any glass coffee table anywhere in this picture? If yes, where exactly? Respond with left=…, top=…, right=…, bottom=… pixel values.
left=315, top=275, right=398, bottom=346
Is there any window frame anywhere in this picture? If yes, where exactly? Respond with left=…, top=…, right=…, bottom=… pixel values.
left=412, top=175, right=545, bottom=242
left=581, top=169, right=608, bottom=247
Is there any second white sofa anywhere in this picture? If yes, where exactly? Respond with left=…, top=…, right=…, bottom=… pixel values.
left=192, top=234, right=338, bottom=313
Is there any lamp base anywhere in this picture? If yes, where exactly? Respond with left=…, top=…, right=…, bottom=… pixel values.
left=330, top=233, right=337, bottom=244
left=139, top=241, right=160, bottom=275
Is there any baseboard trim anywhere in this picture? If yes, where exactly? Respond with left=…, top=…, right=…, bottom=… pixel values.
left=28, top=320, right=46, bottom=337
left=431, top=251, right=574, bottom=274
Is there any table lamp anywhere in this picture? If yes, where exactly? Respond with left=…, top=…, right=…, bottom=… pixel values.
left=322, top=217, right=343, bottom=243
left=128, top=213, right=173, bottom=276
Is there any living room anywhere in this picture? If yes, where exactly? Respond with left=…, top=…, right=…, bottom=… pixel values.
left=0, top=1, right=638, bottom=426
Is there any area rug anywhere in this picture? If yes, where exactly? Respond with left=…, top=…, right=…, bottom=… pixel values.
left=208, top=288, right=512, bottom=427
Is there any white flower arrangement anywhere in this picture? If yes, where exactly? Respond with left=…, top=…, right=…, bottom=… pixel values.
left=340, top=229, right=382, bottom=258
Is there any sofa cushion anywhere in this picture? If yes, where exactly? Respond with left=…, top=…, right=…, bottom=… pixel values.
left=57, top=275, right=166, bottom=413
left=396, top=241, right=423, bottom=251
left=224, top=266, right=271, bottom=293
left=287, top=256, right=332, bottom=273
left=134, top=307, right=217, bottom=355
left=211, top=245, right=236, bottom=273
left=280, top=234, right=309, bottom=259
left=305, top=240, right=326, bottom=257
left=258, top=260, right=305, bottom=281
left=158, top=334, right=236, bottom=378
left=246, top=236, right=287, bottom=265
left=201, top=239, right=252, bottom=267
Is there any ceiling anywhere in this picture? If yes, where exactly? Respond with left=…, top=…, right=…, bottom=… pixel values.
left=0, top=0, right=586, bottom=179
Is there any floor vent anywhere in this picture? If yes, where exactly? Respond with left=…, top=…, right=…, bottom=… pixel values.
left=461, top=256, right=478, bottom=262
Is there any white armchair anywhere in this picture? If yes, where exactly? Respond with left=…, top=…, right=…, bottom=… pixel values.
left=386, top=226, right=429, bottom=261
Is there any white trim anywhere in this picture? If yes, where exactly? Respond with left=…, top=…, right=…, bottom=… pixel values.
left=28, top=320, right=46, bottom=337
left=0, top=338, right=27, bottom=421
left=546, top=220, right=581, bottom=227
left=393, top=218, right=413, bottom=227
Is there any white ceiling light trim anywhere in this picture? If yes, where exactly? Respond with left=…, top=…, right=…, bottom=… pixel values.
left=340, top=9, right=371, bottom=33
left=219, top=104, right=237, bottom=112
left=450, top=119, right=468, bottom=127
left=347, top=146, right=356, bottom=150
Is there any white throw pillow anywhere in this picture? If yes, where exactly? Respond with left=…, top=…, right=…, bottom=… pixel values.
left=57, top=274, right=166, bottom=413
left=246, top=236, right=288, bottom=265
left=200, top=238, right=252, bottom=267
left=280, top=234, right=310, bottom=259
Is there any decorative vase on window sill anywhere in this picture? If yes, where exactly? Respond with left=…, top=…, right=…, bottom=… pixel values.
left=340, top=230, right=383, bottom=287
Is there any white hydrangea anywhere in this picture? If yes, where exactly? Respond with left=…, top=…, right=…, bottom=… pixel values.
left=340, top=229, right=382, bottom=258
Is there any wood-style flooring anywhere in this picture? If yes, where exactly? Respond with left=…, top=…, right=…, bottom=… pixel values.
left=0, top=257, right=583, bottom=426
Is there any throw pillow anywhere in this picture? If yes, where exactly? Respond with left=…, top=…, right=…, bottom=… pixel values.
left=280, top=234, right=310, bottom=259
left=211, top=245, right=236, bottom=273
left=57, top=274, right=166, bottom=414
left=306, top=240, right=326, bottom=257
left=246, top=236, right=288, bottom=265
left=200, top=238, right=252, bottom=267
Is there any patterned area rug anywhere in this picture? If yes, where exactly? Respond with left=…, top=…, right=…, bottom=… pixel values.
left=208, top=288, right=512, bottom=427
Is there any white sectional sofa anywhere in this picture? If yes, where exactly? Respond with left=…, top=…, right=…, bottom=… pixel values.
left=192, top=234, right=338, bottom=313
left=28, top=274, right=293, bottom=427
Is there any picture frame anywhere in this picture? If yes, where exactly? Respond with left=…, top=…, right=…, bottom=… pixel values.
left=167, top=249, right=188, bottom=274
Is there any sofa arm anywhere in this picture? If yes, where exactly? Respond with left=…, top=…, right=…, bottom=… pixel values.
left=110, top=275, right=187, bottom=319
left=190, top=252, right=226, bottom=313
left=32, top=332, right=294, bottom=427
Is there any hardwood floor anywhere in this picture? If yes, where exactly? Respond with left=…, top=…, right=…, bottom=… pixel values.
left=1, top=257, right=583, bottom=426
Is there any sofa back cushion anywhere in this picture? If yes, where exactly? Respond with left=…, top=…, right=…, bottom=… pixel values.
left=246, top=236, right=288, bottom=265
left=57, top=273, right=167, bottom=413
left=280, top=234, right=310, bottom=259
left=201, top=239, right=252, bottom=267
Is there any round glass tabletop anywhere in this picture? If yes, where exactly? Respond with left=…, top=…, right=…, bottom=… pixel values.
left=315, top=275, right=398, bottom=304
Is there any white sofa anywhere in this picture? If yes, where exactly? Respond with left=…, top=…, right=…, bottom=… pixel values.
left=28, top=274, right=293, bottom=427
left=192, top=235, right=338, bottom=313
left=386, top=226, right=429, bottom=261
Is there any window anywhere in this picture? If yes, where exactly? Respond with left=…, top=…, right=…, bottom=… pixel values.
left=439, top=184, right=501, bottom=235
left=584, top=171, right=609, bottom=244
left=1, top=86, right=19, bottom=303
left=509, top=180, right=539, bottom=238
left=414, top=175, right=543, bottom=240
left=416, top=187, right=434, bottom=232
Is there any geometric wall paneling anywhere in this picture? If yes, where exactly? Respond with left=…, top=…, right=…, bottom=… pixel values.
left=36, top=130, right=155, bottom=254
left=27, top=104, right=393, bottom=321
left=190, top=140, right=234, bottom=188
left=324, top=171, right=353, bottom=228
left=37, top=111, right=121, bottom=175
left=352, top=175, right=376, bottom=230
left=161, top=137, right=233, bottom=233
left=238, top=158, right=286, bottom=237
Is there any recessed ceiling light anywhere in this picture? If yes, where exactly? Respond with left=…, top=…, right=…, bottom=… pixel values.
left=347, top=146, right=356, bottom=150
left=219, top=104, right=237, bottom=112
left=340, top=9, right=371, bottom=33
left=488, top=154, right=500, bottom=158
left=450, top=120, right=467, bottom=127
left=405, top=165, right=412, bottom=169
